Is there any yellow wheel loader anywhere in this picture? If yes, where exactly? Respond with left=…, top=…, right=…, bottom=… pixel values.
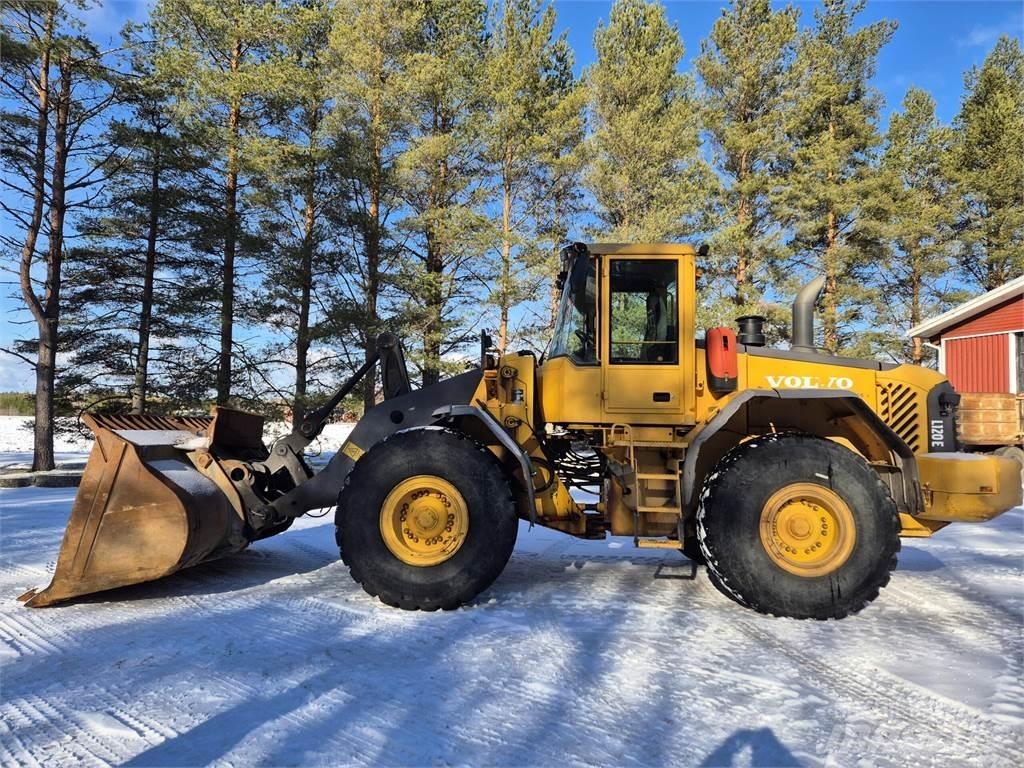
left=20, top=243, right=1022, bottom=619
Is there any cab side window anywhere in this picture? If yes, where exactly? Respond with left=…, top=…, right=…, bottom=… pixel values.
left=609, top=259, right=678, bottom=364
left=547, top=257, right=598, bottom=363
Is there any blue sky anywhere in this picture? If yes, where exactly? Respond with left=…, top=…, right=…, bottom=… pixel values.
left=2, top=0, right=1022, bottom=390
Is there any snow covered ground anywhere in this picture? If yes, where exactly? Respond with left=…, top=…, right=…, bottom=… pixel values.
left=0, top=416, right=355, bottom=472
left=0, top=417, right=93, bottom=471
left=1, top=423, right=1022, bottom=766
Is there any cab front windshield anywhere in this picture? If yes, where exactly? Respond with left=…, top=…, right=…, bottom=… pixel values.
left=546, top=256, right=597, bottom=363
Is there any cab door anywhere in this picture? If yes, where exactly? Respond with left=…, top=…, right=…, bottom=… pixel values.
left=601, top=253, right=694, bottom=422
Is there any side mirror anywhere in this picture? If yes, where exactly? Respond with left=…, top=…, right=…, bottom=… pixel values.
left=568, top=249, right=594, bottom=315
left=480, top=330, right=496, bottom=370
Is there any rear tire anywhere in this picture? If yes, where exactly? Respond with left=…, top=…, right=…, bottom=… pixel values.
left=696, top=433, right=900, bottom=619
left=993, top=445, right=1024, bottom=483
left=336, top=429, right=518, bottom=610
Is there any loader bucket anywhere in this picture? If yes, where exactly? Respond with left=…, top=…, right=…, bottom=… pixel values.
left=18, top=411, right=256, bottom=607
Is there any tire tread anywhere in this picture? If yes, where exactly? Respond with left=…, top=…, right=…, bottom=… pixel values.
left=696, top=432, right=901, bottom=620
left=336, top=428, right=516, bottom=611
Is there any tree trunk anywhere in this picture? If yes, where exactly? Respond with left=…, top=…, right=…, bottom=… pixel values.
left=909, top=257, right=923, bottom=365
left=734, top=148, right=750, bottom=305
left=34, top=54, right=71, bottom=472
left=422, top=237, right=443, bottom=387
left=822, top=116, right=838, bottom=352
left=133, top=138, right=162, bottom=414
left=18, top=7, right=53, bottom=471
left=217, top=40, right=243, bottom=406
left=549, top=277, right=560, bottom=331
left=549, top=197, right=563, bottom=331
left=421, top=144, right=447, bottom=387
left=33, top=331, right=56, bottom=472
left=823, top=207, right=839, bottom=353
left=497, top=169, right=512, bottom=355
left=294, top=183, right=315, bottom=428
left=363, top=95, right=382, bottom=412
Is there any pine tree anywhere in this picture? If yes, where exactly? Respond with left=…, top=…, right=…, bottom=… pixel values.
left=328, top=0, right=421, bottom=410
left=484, top=23, right=587, bottom=337
left=535, top=37, right=587, bottom=333
left=1, top=1, right=59, bottom=469
left=782, top=0, right=896, bottom=353
left=151, top=0, right=285, bottom=405
left=70, top=27, right=202, bottom=415
left=398, top=0, right=490, bottom=385
left=243, top=0, right=349, bottom=425
left=872, top=88, right=961, bottom=364
left=586, top=0, right=711, bottom=241
left=696, top=0, right=797, bottom=313
left=483, top=0, right=585, bottom=354
left=951, top=35, right=1024, bottom=291
left=1, top=1, right=119, bottom=469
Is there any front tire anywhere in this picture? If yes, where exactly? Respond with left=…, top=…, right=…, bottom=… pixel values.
left=336, top=429, right=518, bottom=610
left=696, top=433, right=900, bottom=619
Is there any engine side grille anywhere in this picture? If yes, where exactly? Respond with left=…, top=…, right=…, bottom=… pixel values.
left=876, top=382, right=924, bottom=452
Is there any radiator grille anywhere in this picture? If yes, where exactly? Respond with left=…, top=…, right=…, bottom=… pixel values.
left=876, top=382, right=923, bottom=451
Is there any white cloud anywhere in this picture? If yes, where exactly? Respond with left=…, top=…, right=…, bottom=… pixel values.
left=0, top=353, right=35, bottom=393
left=957, top=10, right=1023, bottom=49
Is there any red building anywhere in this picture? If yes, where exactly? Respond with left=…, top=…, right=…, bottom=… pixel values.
left=909, top=275, right=1024, bottom=394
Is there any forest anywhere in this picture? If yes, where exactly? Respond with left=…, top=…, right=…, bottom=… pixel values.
left=2, top=0, right=1023, bottom=470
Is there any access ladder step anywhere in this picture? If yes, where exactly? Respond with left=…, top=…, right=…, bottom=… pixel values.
left=609, top=440, right=682, bottom=449
left=636, top=505, right=682, bottom=515
left=635, top=473, right=679, bottom=481
left=636, top=538, right=683, bottom=550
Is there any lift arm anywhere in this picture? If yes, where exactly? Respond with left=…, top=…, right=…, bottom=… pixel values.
left=251, top=333, right=411, bottom=523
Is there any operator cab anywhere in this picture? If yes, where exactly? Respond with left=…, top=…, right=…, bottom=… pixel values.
left=539, top=242, right=697, bottom=425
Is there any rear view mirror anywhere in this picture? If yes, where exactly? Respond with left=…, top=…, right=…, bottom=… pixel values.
left=569, top=250, right=594, bottom=315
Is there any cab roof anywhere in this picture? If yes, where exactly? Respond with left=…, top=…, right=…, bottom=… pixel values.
left=586, top=242, right=697, bottom=257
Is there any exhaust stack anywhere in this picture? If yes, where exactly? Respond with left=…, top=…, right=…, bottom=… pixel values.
left=791, top=275, right=826, bottom=352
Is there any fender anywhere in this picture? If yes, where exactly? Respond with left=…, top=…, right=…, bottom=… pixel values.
left=263, top=370, right=483, bottom=522
left=682, top=388, right=922, bottom=517
left=432, top=404, right=538, bottom=524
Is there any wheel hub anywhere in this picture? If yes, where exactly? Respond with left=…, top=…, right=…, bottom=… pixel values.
left=380, top=475, right=469, bottom=566
left=759, top=483, right=856, bottom=577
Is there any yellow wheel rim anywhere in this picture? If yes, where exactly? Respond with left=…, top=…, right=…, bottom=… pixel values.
left=759, top=483, right=856, bottom=577
left=379, top=475, right=469, bottom=567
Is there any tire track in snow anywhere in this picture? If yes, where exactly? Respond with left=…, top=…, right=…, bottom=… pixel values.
left=734, top=617, right=1023, bottom=765
left=105, top=703, right=178, bottom=743
left=0, top=704, right=44, bottom=768
left=0, top=545, right=344, bottom=763
left=170, top=656, right=448, bottom=766
left=0, top=609, right=189, bottom=763
left=884, top=571, right=1024, bottom=726
left=445, top=560, right=767, bottom=764
left=2, top=692, right=122, bottom=767
left=2, top=596, right=368, bottom=766
left=5, top=489, right=1020, bottom=767
left=65, top=550, right=408, bottom=763
left=0, top=611, right=64, bottom=657
left=884, top=574, right=1014, bottom=647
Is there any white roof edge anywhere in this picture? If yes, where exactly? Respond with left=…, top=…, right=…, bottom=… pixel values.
left=906, top=274, right=1024, bottom=339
